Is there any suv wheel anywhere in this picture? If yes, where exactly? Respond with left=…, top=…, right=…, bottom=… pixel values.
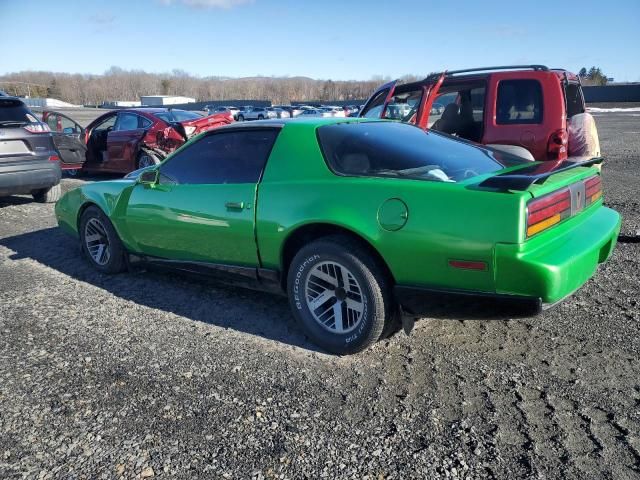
left=32, top=184, right=61, bottom=203
left=258, top=114, right=264, bottom=120
left=238, top=115, right=244, bottom=122
left=79, top=206, right=126, bottom=273
left=287, top=235, right=397, bottom=354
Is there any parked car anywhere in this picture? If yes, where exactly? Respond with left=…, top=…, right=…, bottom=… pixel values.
left=206, top=105, right=240, bottom=120
left=273, top=105, right=301, bottom=118
left=320, top=106, right=346, bottom=118
left=266, top=107, right=291, bottom=119
left=42, top=108, right=233, bottom=175
left=237, top=107, right=272, bottom=121
left=0, top=96, right=61, bottom=203
left=360, top=65, right=597, bottom=161
left=296, top=108, right=332, bottom=118
left=55, top=118, right=620, bottom=354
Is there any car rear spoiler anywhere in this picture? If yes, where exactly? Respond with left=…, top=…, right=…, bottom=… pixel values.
left=478, top=157, right=604, bottom=191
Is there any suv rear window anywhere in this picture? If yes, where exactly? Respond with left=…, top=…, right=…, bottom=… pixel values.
left=317, top=122, right=525, bottom=183
left=497, top=80, right=543, bottom=125
left=0, top=99, right=37, bottom=124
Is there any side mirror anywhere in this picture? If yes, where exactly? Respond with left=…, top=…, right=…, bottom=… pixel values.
left=138, top=169, right=158, bottom=185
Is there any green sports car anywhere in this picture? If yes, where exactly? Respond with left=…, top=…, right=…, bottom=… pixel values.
left=55, top=118, right=621, bottom=354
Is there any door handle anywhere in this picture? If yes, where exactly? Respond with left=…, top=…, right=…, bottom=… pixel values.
left=225, top=201, right=244, bottom=210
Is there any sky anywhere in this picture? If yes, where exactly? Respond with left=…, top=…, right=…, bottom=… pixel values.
left=1, top=0, right=639, bottom=82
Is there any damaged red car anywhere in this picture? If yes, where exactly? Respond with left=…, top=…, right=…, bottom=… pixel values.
left=42, top=108, right=233, bottom=175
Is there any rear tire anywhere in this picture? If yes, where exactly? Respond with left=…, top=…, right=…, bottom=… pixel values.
left=32, top=184, right=61, bottom=203
left=79, top=206, right=126, bottom=273
left=238, top=115, right=244, bottom=122
left=258, top=115, right=264, bottom=120
left=287, top=235, right=397, bottom=354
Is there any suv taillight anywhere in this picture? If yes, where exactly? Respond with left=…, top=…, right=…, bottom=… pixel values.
left=526, top=188, right=571, bottom=237
left=547, top=128, right=568, bottom=161
left=23, top=122, right=51, bottom=134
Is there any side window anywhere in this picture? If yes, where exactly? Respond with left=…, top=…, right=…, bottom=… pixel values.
left=565, top=83, right=585, bottom=118
left=497, top=80, right=543, bottom=124
left=430, top=86, right=486, bottom=143
left=159, top=129, right=280, bottom=185
left=95, top=115, right=117, bottom=131
left=360, top=89, right=389, bottom=118
left=383, top=89, right=423, bottom=122
left=45, top=114, right=59, bottom=132
left=60, top=116, right=82, bottom=134
left=115, top=113, right=140, bottom=131
left=138, top=116, right=153, bottom=129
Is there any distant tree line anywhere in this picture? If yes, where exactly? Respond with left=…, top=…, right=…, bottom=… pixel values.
left=578, top=67, right=609, bottom=86
left=0, top=67, right=415, bottom=105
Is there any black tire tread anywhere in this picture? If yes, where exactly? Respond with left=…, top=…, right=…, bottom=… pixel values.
left=79, top=206, right=127, bottom=274
left=287, top=234, right=397, bottom=354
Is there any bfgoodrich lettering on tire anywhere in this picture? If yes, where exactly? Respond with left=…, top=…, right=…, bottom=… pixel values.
left=287, top=235, right=397, bottom=354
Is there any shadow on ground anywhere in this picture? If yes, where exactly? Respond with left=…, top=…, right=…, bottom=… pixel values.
left=1, top=226, right=541, bottom=351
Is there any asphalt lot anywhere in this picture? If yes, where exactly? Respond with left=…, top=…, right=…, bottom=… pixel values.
left=0, top=112, right=639, bottom=479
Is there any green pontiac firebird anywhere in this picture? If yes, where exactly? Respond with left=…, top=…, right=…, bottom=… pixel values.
left=55, top=118, right=621, bottom=354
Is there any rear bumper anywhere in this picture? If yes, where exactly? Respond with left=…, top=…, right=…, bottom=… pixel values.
left=494, top=205, right=621, bottom=303
left=0, top=158, right=61, bottom=196
left=394, top=205, right=620, bottom=314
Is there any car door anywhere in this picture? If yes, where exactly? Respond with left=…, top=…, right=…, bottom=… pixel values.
left=124, top=128, right=281, bottom=267
left=106, top=112, right=149, bottom=171
left=358, top=80, right=398, bottom=119
left=483, top=73, right=550, bottom=160
left=43, top=111, right=87, bottom=168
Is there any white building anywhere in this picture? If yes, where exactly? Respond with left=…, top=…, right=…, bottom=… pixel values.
left=21, top=97, right=79, bottom=108
left=140, top=95, right=196, bottom=106
left=102, top=100, right=142, bottom=108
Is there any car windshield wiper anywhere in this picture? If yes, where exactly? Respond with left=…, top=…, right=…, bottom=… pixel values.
left=0, top=120, right=28, bottom=127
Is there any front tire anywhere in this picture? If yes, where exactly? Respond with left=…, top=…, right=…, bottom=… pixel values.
left=32, top=184, right=61, bottom=203
left=237, top=115, right=244, bottom=122
left=258, top=115, right=264, bottom=120
left=287, top=235, right=396, bottom=354
left=79, top=206, right=126, bottom=273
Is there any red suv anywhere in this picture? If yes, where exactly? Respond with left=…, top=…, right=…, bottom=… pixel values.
left=359, top=65, right=599, bottom=162
left=42, top=108, right=233, bottom=175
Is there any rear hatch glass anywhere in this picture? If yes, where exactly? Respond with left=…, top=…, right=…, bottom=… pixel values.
left=317, top=121, right=527, bottom=182
left=0, top=98, right=38, bottom=125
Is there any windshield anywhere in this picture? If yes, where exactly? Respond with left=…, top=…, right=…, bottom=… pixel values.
left=155, top=110, right=203, bottom=122
left=317, top=121, right=526, bottom=182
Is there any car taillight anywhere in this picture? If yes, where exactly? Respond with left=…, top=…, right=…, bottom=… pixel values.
left=49, top=155, right=60, bottom=162
left=547, top=128, right=568, bottom=161
left=526, top=189, right=571, bottom=237
left=584, top=175, right=602, bottom=206
left=23, top=122, right=51, bottom=134
left=183, top=126, right=197, bottom=136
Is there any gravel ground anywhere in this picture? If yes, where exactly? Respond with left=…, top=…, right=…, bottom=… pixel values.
left=0, top=113, right=639, bottom=480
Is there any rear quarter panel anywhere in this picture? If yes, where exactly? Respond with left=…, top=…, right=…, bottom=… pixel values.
left=257, top=123, right=528, bottom=293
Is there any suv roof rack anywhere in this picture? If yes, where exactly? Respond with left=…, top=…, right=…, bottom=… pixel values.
left=446, top=65, right=549, bottom=76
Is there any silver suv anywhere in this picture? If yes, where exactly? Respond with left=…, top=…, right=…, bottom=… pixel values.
left=0, top=97, right=61, bottom=202
left=237, top=106, right=275, bottom=121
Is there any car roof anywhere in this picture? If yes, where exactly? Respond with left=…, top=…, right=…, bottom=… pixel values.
left=212, top=117, right=378, bottom=132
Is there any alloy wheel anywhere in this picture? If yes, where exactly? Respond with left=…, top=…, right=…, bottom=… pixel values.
left=84, top=218, right=111, bottom=266
left=304, top=261, right=365, bottom=334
